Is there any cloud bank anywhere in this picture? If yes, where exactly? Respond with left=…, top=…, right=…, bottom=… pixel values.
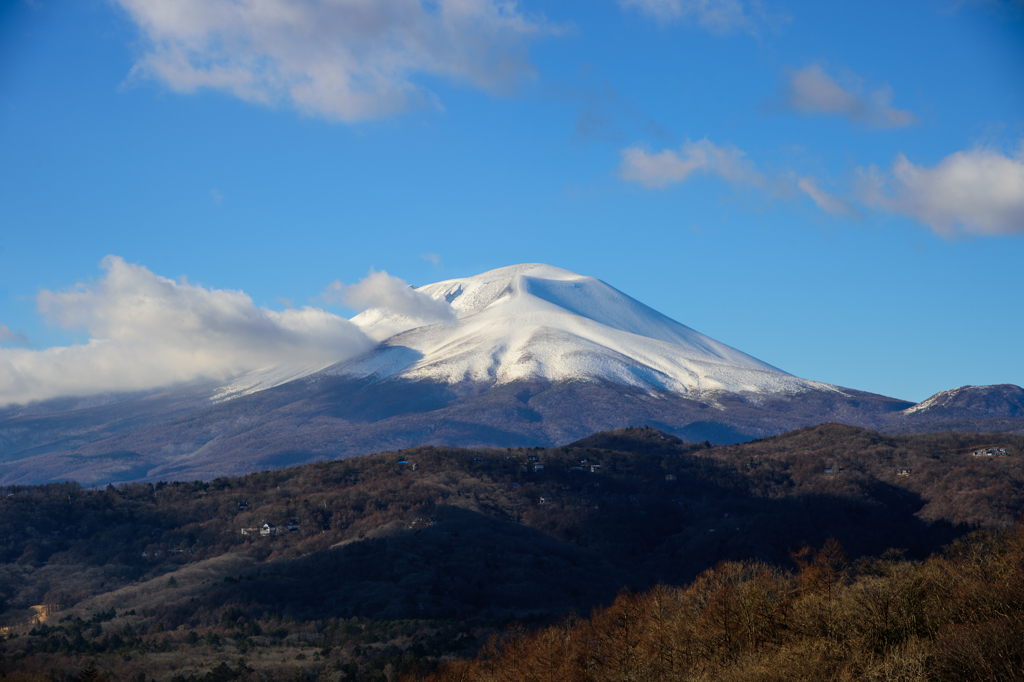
left=785, top=64, right=916, bottom=129
left=115, top=0, right=558, bottom=122
left=619, top=139, right=765, bottom=189
left=0, top=258, right=460, bottom=406
left=859, top=146, right=1024, bottom=236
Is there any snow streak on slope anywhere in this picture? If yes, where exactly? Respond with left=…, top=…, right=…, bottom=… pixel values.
left=333, top=264, right=840, bottom=398
left=902, top=386, right=970, bottom=415
left=210, top=362, right=338, bottom=402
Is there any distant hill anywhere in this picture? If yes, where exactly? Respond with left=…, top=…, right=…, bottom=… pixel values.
left=2, top=424, right=1021, bottom=625
left=903, top=384, right=1024, bottom=418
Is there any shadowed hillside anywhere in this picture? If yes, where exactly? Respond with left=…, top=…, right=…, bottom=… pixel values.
left=0, top=424, right=1022, bottom=680
left=411, top=524, right=1024, bottom=682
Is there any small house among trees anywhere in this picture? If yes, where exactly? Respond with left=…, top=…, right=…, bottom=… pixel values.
left=260, top=523, right=277, bottom=536
left=897, top=468, right=912, bottom=476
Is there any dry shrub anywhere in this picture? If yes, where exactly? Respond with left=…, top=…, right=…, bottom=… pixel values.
left=862, top=636, right=930, bottom=682
left=931, top=618, right=1024, bottom=682
left=411, top=524, right=1024, bottom=682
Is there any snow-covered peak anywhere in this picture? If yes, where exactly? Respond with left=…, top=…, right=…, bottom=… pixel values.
left=404, top=264, right=774, bottom=369
left=420, top=263, right=584, bottom=315
left=335, top=263, right=839, bottom=398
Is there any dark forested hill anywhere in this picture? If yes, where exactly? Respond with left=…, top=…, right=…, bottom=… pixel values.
left=0, top=424, right=1022, bottom=681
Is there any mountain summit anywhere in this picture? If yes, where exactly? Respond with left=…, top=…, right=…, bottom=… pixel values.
left=336, top=263, right=835, bottom=398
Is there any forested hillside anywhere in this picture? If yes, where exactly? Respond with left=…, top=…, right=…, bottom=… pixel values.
left=412, top=526, right=1024, bottom=682
left=0, top=424, right=1021, bottom=681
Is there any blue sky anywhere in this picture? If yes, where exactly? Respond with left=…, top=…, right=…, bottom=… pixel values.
left=1, top=0, right=1022, bottom=404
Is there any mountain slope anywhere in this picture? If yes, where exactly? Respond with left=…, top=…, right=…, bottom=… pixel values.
left=0, top=376, right=911, bottom=485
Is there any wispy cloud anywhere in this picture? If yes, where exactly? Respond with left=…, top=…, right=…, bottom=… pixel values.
left=618, top=0, right=760, bottom=33
left=0, top=257, right=376, bottom=406
left=784, top=64, right=916, bottom=129
left=797, top=177, right=859, bottom=218
left=115, top=0, right=561, bottom=122
left=945, top=0, right=1024, bottom=18
left=857, top=145, right=1024, bottom=236
left=619, top=139, right=765, bottom=189
left=419, top=252, right=443, bottom=269
left=0, top=324, right=28, bottom=346
left=569, top=75, right=672, bottom=147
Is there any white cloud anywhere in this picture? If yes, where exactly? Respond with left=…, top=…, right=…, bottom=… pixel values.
left=619, top=0, right=756, bottom=32
left=115, top=0, right=558, bottom=122
left=619, top=139, right=765, bottom=189
left=620, top=134, right=1023, bottom=236
left=797, top=177, right=858, bottom=217
left=858, top=146, right=1024, bottom=236
left=785, top=64, right=916, bottom=129
left=0, top=257, right=377, bottom=406
left=322, top=268, right=455, bottom=322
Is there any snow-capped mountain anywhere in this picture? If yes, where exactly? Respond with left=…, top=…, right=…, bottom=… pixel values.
left=334, top=263, right=839, bottom=398
left=1, top=263, right=1020, bottom=486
